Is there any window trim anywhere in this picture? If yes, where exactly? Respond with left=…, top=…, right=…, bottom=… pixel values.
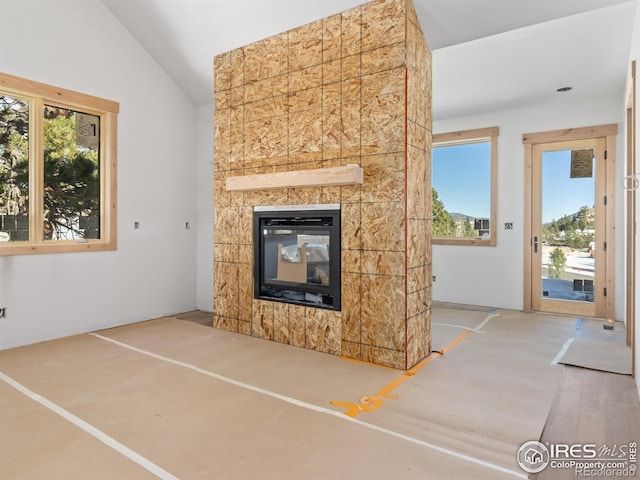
left=432, top=126, right=498, bottom=246
left=0, top=72, right=118, bottom=255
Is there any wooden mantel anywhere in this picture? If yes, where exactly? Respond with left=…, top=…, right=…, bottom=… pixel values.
left=225, top=164, right=364, bottom=192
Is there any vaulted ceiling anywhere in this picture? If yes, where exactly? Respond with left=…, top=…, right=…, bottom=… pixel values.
left=100, top=0, right=637, bottom=120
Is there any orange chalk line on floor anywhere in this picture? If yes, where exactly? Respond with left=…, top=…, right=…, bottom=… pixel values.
left=330, top=351, right=444, bottom=417
left=331, top=312, right=500, bottom=417
left=88, top=331, right=526, bottom=479
left=0, top=370, right=180, bottom=480
left=434, top=329, right=471, bottom=355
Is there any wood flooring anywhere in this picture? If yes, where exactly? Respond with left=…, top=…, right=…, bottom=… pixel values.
left=532, top=366, right=640, bottom=479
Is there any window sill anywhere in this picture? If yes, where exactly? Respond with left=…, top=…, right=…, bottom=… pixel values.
left=433, top=237, right=496, bottom=247
left=0, top=240, right=116, bottom=256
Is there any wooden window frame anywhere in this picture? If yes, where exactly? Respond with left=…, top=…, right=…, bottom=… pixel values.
left=432, top=126, right=498, bottom=246
left=0, top=72, right=118, bottom=255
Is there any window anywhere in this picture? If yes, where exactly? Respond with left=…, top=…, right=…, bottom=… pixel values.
left=0, top=73, right=118, bottom=255
left=431, top=126, right=498, bottom=246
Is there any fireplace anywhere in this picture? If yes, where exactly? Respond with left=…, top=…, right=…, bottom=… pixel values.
left=253, top=205, right=341, bottom=310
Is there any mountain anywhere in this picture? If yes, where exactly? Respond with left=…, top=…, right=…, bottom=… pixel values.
left=450, top=213, right=488, bottom=222
left=543, top=206, right=595, bottom=227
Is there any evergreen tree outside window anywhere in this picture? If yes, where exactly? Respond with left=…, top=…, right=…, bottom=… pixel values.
left=432, top=126, right=498, bottom=246
left=0, top=73, right=118, bottom=255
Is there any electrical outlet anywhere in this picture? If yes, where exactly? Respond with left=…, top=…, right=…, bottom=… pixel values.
left=0, top=307, right=6, bottom=318
left=185, top=222, right=191, bottom=230
left=505, top=222, right=513, bottom=230
left=134, top=221, right=140, bottom=230
left=432, top=275, right=436, bottom=282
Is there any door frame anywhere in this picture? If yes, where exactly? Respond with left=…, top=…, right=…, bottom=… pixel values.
left=530, top=138, right=606, bottom=317
left=625, top=60, right=636, bottom=376
left=523, top=124, right=617, bottom=319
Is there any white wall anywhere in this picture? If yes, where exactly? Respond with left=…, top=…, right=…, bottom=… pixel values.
left=433, top=94, right=625, bottom=315
left=0, top=0, right=198, bottom=349
left=196, top=105, right=214, bottom=312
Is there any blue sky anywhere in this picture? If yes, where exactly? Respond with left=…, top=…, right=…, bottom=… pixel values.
left=541, top=150, right=594, bottom=223
left=432, top=143, right=595, bottom=223
left=432, top=142, right=491, bottom=218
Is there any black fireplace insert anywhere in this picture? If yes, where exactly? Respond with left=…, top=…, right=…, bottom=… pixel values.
left=253, top=206, right=341, bottom=310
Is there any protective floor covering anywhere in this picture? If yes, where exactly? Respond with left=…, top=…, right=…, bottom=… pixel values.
left=559, top=338, right=632, bottom=375
left=430, top=302, right=493, bottom=353
left=0, top=306, right=584, bottom=479
left=364, top=309, right=573, bottom=473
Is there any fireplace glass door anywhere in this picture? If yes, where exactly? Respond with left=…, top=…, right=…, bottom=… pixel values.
left=254, top=208, right=340, bottom=310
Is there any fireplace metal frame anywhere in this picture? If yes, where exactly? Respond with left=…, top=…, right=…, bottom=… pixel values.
left=253, top=206, right=341, bottom=310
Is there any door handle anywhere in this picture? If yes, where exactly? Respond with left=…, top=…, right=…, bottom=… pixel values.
left=534, top=236, right=539, bottom=253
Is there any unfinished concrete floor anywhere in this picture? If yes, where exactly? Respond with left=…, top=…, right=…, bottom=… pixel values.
left=0, top=304, right=638, bottom=479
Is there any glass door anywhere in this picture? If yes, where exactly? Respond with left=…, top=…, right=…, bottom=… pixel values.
left=531, top=138, right=606, bottom=317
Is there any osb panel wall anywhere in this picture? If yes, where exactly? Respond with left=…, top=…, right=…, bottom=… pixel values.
left=405, top=0, right=432, bottom=368
left=213, top=0, right=431, bottom=369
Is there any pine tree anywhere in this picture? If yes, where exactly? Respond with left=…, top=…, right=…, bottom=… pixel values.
left=548, top=248, right=567, bottom=279
left=0, top=95, right=100, bottom=240
left=432, top=188, right=456, bottom=236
